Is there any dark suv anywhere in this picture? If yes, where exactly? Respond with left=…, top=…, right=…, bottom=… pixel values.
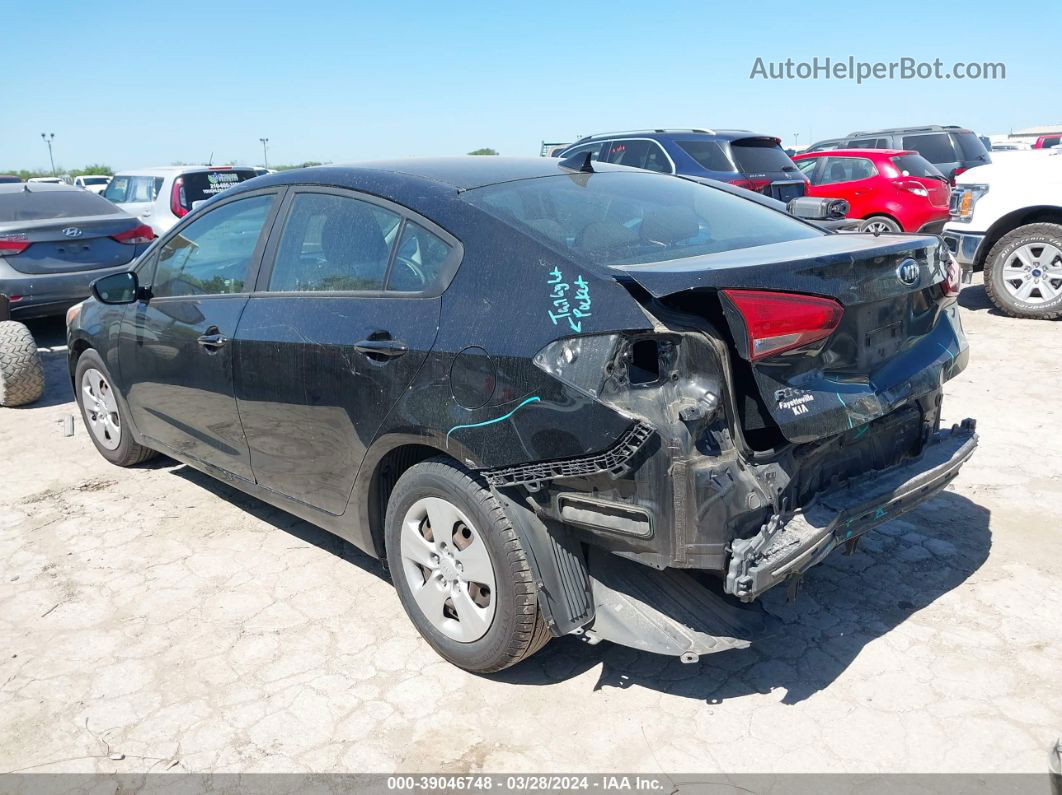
left=806, top=125, right=990, bottom=182
left=558, top=129, right=809, bottom=204
left=69, top=158, right=975, bottom=673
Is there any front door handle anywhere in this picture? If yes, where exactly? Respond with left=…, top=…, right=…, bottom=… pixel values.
left=197, top=332, right=228, bottom=351
left=354, top=338, right=408, bottom=359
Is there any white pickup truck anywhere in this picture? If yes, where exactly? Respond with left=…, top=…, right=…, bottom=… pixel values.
left=943, top=151, right=1062, bottom=319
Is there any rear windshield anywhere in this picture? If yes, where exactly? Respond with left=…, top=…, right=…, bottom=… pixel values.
left=80, top=176, right=111, bottom=186
left=890, top=155, right=944, bottom=179
left=462, top=171, right=823, bottom=268
left=901, top=133, right=957, bottom=164
left=104, top=175, right=163, bottom=204
left=675, top=140, right=735, bottom=172
left=728, top=140, right=798, bottom=174
left=0, top=189, right=123, bottom=222
left=178, top=169, right=256, bottom=210
left=954, top=131, right=989, bottom=160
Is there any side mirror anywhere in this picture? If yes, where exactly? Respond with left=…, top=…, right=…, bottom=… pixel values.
left=787, top=196, right=850, bottom=221
left=92, top=271, right=139, bottom=304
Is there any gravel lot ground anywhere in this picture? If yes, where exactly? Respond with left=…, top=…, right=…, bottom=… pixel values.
left=1, top=276, right=1060, bottom=775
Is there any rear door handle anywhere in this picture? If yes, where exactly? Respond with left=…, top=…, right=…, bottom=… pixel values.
left=197, top=332, right=228, bottom=351
left=354, top=338, right=408, bottom=359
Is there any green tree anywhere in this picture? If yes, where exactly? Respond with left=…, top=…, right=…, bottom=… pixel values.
left=69, top=164, right=113, bottom=177
left=467, top=148, right=499, bottom=156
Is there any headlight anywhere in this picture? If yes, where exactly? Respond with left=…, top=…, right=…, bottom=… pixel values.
left=950, top=184, right=989, bottom=222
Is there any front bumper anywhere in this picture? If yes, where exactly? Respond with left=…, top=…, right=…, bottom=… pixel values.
left=0, top=262, right=131, bottom=320
left=942, top=229, right=986, bottom=269
left=725, top=420, right=978, bottom=602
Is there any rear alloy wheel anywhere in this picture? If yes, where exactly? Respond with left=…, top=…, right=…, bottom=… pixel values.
left=74, top=349, right=157, bottom=466
left=859, top=215, right=902, bottom=234
left=385, top=458, right=550, bottom=672
left=984, top=223, right=1062, bottom=319
left=0, top=320, right=45, bottom=407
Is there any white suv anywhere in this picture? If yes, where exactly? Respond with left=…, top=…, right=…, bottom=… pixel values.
left=102, top=166, right=258, bottom=236
left=944, top=151, right=1062, bottom=319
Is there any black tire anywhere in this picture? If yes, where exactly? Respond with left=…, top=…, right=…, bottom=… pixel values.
left=0, top=320, right=45, bottom=407
left=984, top=223, right=1062, bottom=320
left=74, top=348, right=157, bottom=466
left=859, top=215, right=902, bottom=233
left=385, top=458, right=550, bottom=673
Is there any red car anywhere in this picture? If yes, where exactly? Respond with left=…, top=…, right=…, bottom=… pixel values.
left=1033, top=134, right=1061, bottom=149
left=793, top=149, right=951, bottom=233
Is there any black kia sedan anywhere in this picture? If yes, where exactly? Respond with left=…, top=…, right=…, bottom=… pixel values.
left=68, top=157, right=977, bottom=672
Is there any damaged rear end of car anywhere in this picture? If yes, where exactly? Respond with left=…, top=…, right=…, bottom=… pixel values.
left=458, top=167, right=976, bottom=662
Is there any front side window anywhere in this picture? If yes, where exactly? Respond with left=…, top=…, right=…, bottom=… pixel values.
left=268, top=193, right=400, bottom=292
left=816, top=157, right=877, bottom=185
left=152, top=194, right=273, bottom=297
left=902, top=133, right=957, bottom=164
left=795, top=158, right=818, bottom=178
left=464, top=171, right=823, bottom=268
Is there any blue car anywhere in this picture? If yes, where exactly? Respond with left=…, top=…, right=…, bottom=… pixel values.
left=558, top=129, right=808, bottom=204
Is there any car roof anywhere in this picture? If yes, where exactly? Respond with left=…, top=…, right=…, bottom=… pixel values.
left=251, top=157, right=643, bottom=192
left=796, top=149, right=913, bottom=158
left=112, top=165, right=257, bottom=177
left=572, top=129, right=775, bottom=144
left=845, top=125, right=972, bottom=136
left=0, top=182, right=80, bottom=195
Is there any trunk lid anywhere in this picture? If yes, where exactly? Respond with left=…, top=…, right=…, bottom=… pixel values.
left=0, top=214, right=142, bottom=274
left=612, top=233, right=966, bottom=444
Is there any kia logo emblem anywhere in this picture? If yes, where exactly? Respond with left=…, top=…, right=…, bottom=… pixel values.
left=62, top=227, right=83, bottom=238
left=896, top=258, right=919, bottom=286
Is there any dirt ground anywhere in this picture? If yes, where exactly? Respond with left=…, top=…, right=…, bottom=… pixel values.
left=1, top=276, right=1060, bottom=775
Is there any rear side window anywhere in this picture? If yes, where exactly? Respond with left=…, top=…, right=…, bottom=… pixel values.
left=847, top=137, right=889, bottom=149
left=389, top=223, right=452, bottom=292
left=675, top=140, right=734, bottom=171
left=559, top=142, right=606, bottom=161
left=728, top=140, right=796, bottom=173
left=268, top=193, right=401, bottom=292
left=177, top=170, right=257, bottom=212
left=0, top=189, right=123, bottom=221
left=815, top=157, right=877, bottom=186
left=463, top=171, right=822, bottom=268
left=953, top=131, right=989, bottom=160
left=901, top=133, right=957, bottom=164
left=604, top=140, right=672, bottom=173
left=104, top=175, right=162, bottom=204
left=891, top=155, right=943, bottom=178
left=153, top=195, right=273, bottom=297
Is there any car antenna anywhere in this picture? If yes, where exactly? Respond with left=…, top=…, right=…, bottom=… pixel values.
left=559, top=151, right=595, bottom=173
left=207, top=152, right=213, bottom=167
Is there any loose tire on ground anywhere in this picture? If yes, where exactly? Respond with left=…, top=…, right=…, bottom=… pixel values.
left=73, top=348, right=157, bottom=466
left=0, top=320, right=45, bottom=407
left=385, top=457, right=551, bottom=673
left=984, top=223, right=1062, bottom=320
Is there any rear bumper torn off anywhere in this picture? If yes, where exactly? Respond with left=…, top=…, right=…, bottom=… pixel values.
left=725, top=420, right=978, bottom=602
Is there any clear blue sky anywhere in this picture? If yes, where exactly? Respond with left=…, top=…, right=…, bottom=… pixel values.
left=2, top=0, right=1057, bottom=171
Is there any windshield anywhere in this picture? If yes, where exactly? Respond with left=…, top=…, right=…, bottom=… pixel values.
left=462, top=171, right=823, bottom=267
left=81, top=176, right=110, bottom=185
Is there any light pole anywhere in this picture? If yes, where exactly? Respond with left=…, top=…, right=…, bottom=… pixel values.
left=259, top=137, right=269, bottom=169
left=40, top=133, right=56, bottom=176
left=793, top=132, right=800, bottom=149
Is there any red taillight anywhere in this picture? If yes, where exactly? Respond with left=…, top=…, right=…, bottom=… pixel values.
left=170, top=176, right=188, bottom=218
left=0, top=235, right=30, bottom=256
left=723, top=289, right=844, bottom=361
left=727, top=178, right=771, bottom=194
left=111, top=224, right=156, bottom=244
left=942, top=253, right=962, bottom=297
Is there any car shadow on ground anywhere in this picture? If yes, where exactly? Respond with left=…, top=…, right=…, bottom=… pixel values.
left=958, top=283, right=1000, bottom=314
left=493, top=491, right=992, bottom=705
left=162, top=456, right=991, bottom=705
left=167, top=463, right=389, bottom=581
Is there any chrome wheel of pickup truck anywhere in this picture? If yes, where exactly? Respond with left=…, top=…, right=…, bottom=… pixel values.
left=985, top=223, right=1062, bottom=320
